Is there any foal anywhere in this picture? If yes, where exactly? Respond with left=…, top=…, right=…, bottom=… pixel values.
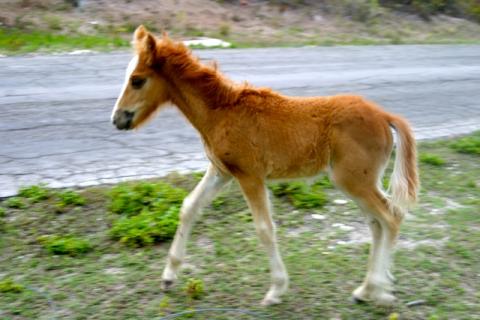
left=112, top=26, right=418, bottom=306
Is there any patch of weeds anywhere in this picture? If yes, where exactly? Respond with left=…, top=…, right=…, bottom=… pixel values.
left=212, top=196, right=226, bottom=210
left=109, top=206, right=179, bottom=247
left=0, top=278, right=24, bottom=293
left=465, top=180, right=477, bottom=188
left=44, top=15, right=62, bottom=31
left=184, top=278, right=204, bottom=300
left=18, top=184, right=50, bottom=203
left=57, top=190, right=86, bottom=206
left=109, top=181, right=186, bottom=216
left=219, top=22, right=230, bottom=37
left=38, top=235, right=93, bottom=256
left=270, top=181, right=327, bottom=208
left=4, top=197, right=26, bottom=209
left=0, top=207, right=5, bottom=217
left=388, top=313, right=399, bottom=320
left=312, top=176, right=334, bottom=189
left=419, top=152, right=446, bottom=166
left=108, top=181, right=186, bottom=246
left=450, top=131, right=480, bottom=155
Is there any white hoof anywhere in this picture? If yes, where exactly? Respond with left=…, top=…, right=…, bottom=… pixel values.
left=261, top=296, right=282, bottom=306
left=161, top=267, right=177, bottom=291
left=160, top=279, right=175, bottom=291
left=352, top=284, right=397, bottom=306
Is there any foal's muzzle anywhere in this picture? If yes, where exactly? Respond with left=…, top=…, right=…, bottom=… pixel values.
left=113, top=110, right=135, bottom=130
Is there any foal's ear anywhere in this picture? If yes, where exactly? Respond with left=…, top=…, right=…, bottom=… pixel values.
left=133, top=25, right=157, bottom=66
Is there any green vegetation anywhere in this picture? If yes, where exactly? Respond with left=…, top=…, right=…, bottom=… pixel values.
left=0, top=278, right=25, bottom=293
left=110, top=207, right=180, bottom=247
left=0, top=133, right=479, bottom=319
left=270, top=181, right=328, bottom=208
left=0, top=29, right=128, bottom=55
left=57, top=190, right=86, bottom=207
left=419, top=152, right=446, bottom=166
left=450, top=130, right=480, bottom=154
left=4, top=196, right=26, bottom=209
left=108, top=182, right=187, bottom=246
left=109, top=181, right=187, bottom=216
left=38, top=235, right=93, bottom=256
left=184, top=278, right=205, bottom=300
left=18, top=184, right=51, bottom=202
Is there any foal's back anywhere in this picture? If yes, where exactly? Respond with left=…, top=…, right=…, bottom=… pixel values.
left=207, top=92, right=393, bottom=180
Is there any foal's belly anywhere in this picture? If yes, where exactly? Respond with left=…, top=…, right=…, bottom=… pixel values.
left=265, top=157, right=328, bottom=180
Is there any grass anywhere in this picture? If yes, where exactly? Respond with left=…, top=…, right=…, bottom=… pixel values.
left=0, top=28, right=128, bottom=55
left=1, top=22, right=480, bottom=55
left=0, top=133, right=479, bottom=319
left=0, top=278, right=25, bottom=293
left=419, top=153, right=446, bottom=166
left=450, top=131, right=480, bottom=155
left=38, top=235, right=93, bottom=257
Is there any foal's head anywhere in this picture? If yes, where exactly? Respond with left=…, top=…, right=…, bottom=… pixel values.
left=112, top=25, right=169, bottom=130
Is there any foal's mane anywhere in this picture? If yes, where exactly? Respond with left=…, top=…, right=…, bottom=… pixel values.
left=154, top=37, right=273, bottom=108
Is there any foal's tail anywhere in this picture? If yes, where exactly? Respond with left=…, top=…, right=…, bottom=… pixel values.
left=387, top=115, right=419, bottom=212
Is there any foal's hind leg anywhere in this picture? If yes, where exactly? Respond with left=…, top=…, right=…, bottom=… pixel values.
left=330, top=146, right=401, bottom=305
left=161, top=164, right=231, bottom=289
left=351, top=191, right=402, bottom=305
left=237, top=177, right=288, bottom=306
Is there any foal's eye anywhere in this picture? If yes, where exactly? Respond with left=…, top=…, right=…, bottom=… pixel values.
left=131, top=77, right=146, bottom=89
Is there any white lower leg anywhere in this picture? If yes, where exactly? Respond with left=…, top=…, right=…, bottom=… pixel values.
left=161, top=209, right=195, bottom=283
left=255, top=221, right=288, bottom=305
left=161, top=165, right=230, bottom=287
left=354, top=223, right=396, bottom=305
left=240, top=181, right=289, bottom=306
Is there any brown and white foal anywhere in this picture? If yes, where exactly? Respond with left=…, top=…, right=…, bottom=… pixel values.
left=111, top=26, right=419, bottom=306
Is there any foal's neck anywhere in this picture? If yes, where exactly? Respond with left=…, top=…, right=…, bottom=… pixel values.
left=167, top=79, right=213, bottom=136
left=160, top=47, right=240, bottom=137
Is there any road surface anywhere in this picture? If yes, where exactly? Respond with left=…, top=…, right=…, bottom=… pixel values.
left=1, top=45, right=479, bottom=197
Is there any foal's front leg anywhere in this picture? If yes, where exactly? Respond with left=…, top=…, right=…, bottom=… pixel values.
left=161, top=164, right=231, bottom=289
left=238, top=177, right=289, bottom=306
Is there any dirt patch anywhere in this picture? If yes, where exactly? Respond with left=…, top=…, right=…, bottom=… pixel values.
left=2, top=0, right=480, bottom=47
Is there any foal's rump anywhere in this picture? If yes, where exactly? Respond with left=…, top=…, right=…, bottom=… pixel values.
left=327, top=96, right=418, bottom=211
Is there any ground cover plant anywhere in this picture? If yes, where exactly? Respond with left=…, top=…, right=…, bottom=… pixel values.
left=0, top=133, right=479, bottom=319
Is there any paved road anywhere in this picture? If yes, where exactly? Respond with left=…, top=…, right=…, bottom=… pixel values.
left=1, top=45, right=480, bottom=197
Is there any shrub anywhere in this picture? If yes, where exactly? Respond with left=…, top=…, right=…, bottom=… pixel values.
left=184, top=278, right=204, bottom=300
left=270, top=181, right=327, bottom=208
left=18, top=184, right=50, bottom=202
left=450, top=132, right=480, bottom=155
left=44, top=15, right=62, bottom=31
left=4, top=197, right=26, bottom=209
left=57, top=190, right=86, bottom=206
left=108, top=181, right=186, bottom=246
left=0, top=278, right=24, bottom=293
left=312, top=176, right=334, bottom=189
left=419, top=153, right=446, bottom=166
left=109, top=182, right=187, bottom=216
left=109, top=206, right=180, bottom=247
left=38, top=235, right=93, bottom=256
left=219, top=23, right=230, bottom=36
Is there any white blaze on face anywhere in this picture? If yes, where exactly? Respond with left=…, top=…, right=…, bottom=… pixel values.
left=111, top=55, right=139, bottom=121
